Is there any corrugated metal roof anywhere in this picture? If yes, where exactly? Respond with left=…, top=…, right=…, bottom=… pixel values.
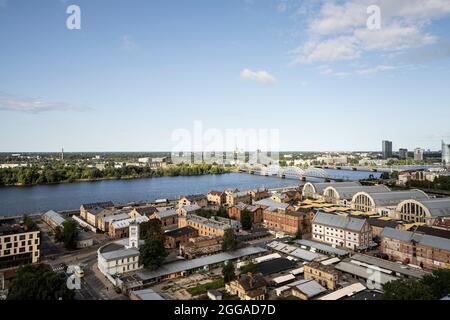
left=312, top=211, right=366, bottom=232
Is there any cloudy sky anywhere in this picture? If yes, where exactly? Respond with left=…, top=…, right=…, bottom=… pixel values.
left=1, top=0, right=450, bottom=152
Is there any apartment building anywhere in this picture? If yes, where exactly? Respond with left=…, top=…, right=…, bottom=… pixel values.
left=312, top=211, right=372, bottom=250
left=304, top=261, right=339, bottom=290
left=0, top=221, right=40, bottom=270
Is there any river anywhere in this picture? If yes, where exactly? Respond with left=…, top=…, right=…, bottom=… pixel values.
left=0, top=170, right=380, bottom=217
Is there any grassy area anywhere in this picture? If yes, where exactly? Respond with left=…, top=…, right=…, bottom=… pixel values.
left=187, top=279, right=224, bottom=296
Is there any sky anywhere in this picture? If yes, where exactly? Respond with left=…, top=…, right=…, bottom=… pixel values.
left=1, top=0, right=450, bottom=152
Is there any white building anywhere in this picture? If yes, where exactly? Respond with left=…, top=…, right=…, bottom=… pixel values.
left=97, top=222, right=143, bottom=284
left=312, top=211, right=372, bottom=250
left=443, top=140, right=450, bottom=165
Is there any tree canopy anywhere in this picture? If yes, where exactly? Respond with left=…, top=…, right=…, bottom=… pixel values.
left=221, top=229, right=240, bottom=252
left=382, top=269, right=450, bottom=300
left=139, top=219, right=167, bottom=270
left=7, top=264, right=75, bottom=300
left=54, top=220, right=79, bottom=250
left=222, top=262, right=236, bottom=283
left=240, top=210, right=252, bottom=231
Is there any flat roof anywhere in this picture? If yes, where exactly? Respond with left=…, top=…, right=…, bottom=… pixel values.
left=335, top=261, right=397, bottom=285
left=132, top=289, right=165, bottom=300
left=135, top=246, right=266, bottom=282
left=257, top=258, right=296, bottom=276
left=318, top=283, right=366, bottom=300
left=267, top=241, right=323, bottom=261
left=295, top=239, right=349, bottom=257
left=350, top=254, right=429, bottom=279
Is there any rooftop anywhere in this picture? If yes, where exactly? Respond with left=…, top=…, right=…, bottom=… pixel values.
left=380, top=227, right=450, bottom=251
left=257, top=258, right=296, bottom=276
left=135, top=246, right=267, bottom=282
left=294, top=239, right=349, bottom=257
left=313, top=211, right=367, bottom=232
left=43, top=210, right=66, bottom=227
left=164, top=226, right=197, bottom=238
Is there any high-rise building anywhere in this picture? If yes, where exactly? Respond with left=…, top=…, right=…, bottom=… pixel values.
left=442, top=140, right=450, bottom=165
left=414, top=148, right=424, bottom=161
left=399, top=148, right=408, bottom=160
left=382, top=140, right=393, bottom=159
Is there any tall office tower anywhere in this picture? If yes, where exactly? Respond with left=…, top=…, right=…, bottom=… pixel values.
left=382, top=140, right=393, bottom=159
left=443, top=140, right=450, bottom=165
left=414, top=148, right=424, bottom=161
left=399, top=148, right=408, bottom=160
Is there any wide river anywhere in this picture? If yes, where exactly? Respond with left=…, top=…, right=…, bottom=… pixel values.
left=0, top=170, right=380, bottom=217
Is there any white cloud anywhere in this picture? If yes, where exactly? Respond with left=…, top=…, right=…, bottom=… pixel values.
left=240, top=69, right=277, bottom=84
left=0, top=93, right=88, bottom=113
left=355, top=64, right=397, bottom=75
left=293, top=36, right=360, bottom=64
left=290, top=0, right=450, bottom=69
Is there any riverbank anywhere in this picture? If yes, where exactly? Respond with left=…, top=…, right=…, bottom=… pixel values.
left=0, top=163, right=233, bottom=187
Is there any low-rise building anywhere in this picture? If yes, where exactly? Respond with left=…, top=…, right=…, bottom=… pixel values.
left=380, top=227, right=450, bottom=270
left=207, top=191, right=226, bottom=206
left=80, top=201, right=114, bottom=222
left=0, top=221, right=40, bottom=270
left=263, top=208, right=314, bottom=236
left=42, top=210, right=66, bottom=229
left=98, top=223, right=142, bottom=283
left=109, top=216, right=149, bottom=238
left=129, top=205, right=159, bottom=218
left=179, top=235, right=222, bottom=259
left=270, top=192, right=289, bottom=203
left=226, top=191, right=252, bottom=206
left=304, top=261, right=339, bottom=290
left=149, top=209, right=178, bottom=231
left=76, top=231, right=94, bottom=249
left=100, top=212, right=130, bottom=233
left=164, top=226, right=198, bottom=249
left=247, top=188, right=269, bottom=202
left=290, top=279, right=327, bottom=300
left=178, top=194, right=208, bottom=208
left=225, top=273, right=267, bottom=300
left=312, top=211, right=372, bottom=250
left=176, top=204, right=201, bottom=217
left=302, top=182, right=361, bottom=199
left=178, top=214, right=237, bottom=237
left=395, top=198, right=450, bottom=225
left=228, top=203, right=264, bottom=224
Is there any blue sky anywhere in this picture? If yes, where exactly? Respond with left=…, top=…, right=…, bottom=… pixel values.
left=1, top=0, right=450, bottom=152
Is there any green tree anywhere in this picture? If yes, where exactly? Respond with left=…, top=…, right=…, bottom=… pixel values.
left=23, top=215, right=39, bottom=232
left=222, top=262, right=236, bottom=283
left=7, top=264, right=75, bottom=300
left=140, top=219, right=164, bottom=241
left=421, top=269, right=450, bottom=299
left=294, top=229, right=302, bottom=240
left=55, top=220, right=79, bottom=250
left=240, top=210, right=252, bottom=231
left=221, top=229, right=240, bottom=252
left=139, top=239, right=168, bottom=270
left=382, top=278, right=435, bottom=300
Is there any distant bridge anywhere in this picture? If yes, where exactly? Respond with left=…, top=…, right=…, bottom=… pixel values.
left=238, top=164, right=349, bottom=181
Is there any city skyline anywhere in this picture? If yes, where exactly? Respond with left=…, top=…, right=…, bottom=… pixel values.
left=1, top=0, right=450, bottom=152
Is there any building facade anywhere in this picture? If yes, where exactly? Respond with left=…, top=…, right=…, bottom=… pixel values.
left=382, top=140, right=393, bottom=159
left=225, top=273, right=267, bottom=300
left=312, top=212, right=372, bottom=250
left=304, top=262, right=339, bottom=290
left=0, top=222, right=40, bottom=270
left=443, top=140, right=450, bottom=165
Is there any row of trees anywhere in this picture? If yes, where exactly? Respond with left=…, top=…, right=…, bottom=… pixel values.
left=0, top=163, right=231, bottom=186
